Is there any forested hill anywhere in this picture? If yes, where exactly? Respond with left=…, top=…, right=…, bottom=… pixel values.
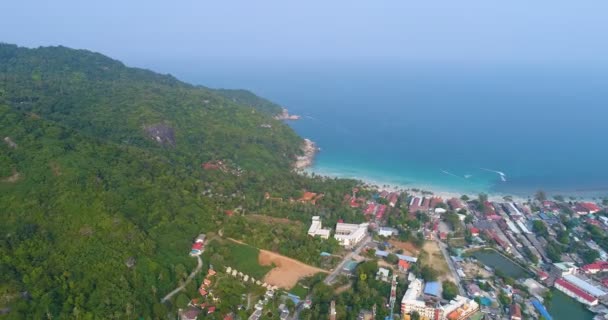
left=0, top=43, right=301, bottom=171
left=213, top=88, right=284, bottom=116
left=0, top=44, right=346, bottom=319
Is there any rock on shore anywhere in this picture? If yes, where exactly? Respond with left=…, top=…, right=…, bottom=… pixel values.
left=294, top=139, right=318, bottom=169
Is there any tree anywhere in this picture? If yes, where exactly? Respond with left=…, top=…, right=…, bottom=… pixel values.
left=553, top=195, right=565, bottom=202
left=582, top=249, right=600, bottom=264
left=420, top=266, right=438, bottom=281
left=464, top=215, right=474, bottom=224
left=411, top=311, right=421, bottom=320
left=532, top=220, right=548, bottom=237
left=535, top=190, right=547, bottom=202
left=386, top=253, right=399, bottom=265
left=442, top=281, right=458, bottom=300
left=460, top=195, right=469, bottom=201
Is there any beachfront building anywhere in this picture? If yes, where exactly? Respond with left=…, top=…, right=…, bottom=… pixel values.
left=581, top=261, right=608, bottom=274
left=307, top=216, right=331, bottom=239
left=334, top=222, right=368, bottom=247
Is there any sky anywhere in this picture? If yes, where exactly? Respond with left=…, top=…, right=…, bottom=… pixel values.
left=1, top=1, right=608, bottom=67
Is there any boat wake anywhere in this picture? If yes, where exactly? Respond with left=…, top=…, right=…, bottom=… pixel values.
left=481, top=168, right=507, bottom=182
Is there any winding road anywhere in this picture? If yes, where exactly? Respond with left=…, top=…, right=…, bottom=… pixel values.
left=161, top=255, right=203, bottom=303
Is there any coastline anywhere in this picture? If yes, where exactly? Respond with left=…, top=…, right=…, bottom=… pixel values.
left=297, top=161, right=528, bottom=203
left=293, top=138, right=319, bottom=170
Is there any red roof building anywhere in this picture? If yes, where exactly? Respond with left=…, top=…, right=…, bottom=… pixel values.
left=582, top=261, right=608, bottom=274
left=555, top=278, right=597, bottom=304
left=429, top=197, right=443, bottom=209
left=398, top=260, right=410, bottom=271
left=192, top=242, right=203, bottom=250
left=364, top=203, right=376, bottom=215
left=578, top=202, right=601, bottom=214
left=224, top=210, right=234, bottom=217
left=448, top=198, right=464, bottom=210
left=510, top=303, right=522, bottom=320
left=207, top=306, right=216, bottom=314
left=470, top=227, right=480, bottom=236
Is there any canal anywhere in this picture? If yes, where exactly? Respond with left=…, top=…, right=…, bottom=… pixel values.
left=547, top=289, right=594, bottom=320
left=471, top=249, right=530, bottom=279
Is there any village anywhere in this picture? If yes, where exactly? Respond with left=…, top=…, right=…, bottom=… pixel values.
left=170, top=185, right=608, bottom=320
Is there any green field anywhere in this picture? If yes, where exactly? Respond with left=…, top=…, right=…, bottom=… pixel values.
left=205, top=240, right=273, bottom=280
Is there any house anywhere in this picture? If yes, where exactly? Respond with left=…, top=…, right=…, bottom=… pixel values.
left=377, top=267, right=390, bottom=282
left=388, top=192, right=399, bottom=207
left=470, top=227, right=479, bottom=237
left=307, top=216, right=331, bottom=239
left=378, top=227, right=399, bottom=237
left=180, top=307, right=201, bottom=320
left=575, top=202, right=601, bottom=215
left=466, top=283, right=481, bottom=297
left=398, top=260, right=410, bottom=272
left=334, top=222, right=369, bottom=247
left=510, top=303, right=522, bottom=320
left=448, top=198, right=465, bottom=211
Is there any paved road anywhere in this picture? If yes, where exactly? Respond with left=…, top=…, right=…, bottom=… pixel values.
left=324, top=235, right=372, bottom=285
left=291, top=235, right=372, bottom=319
left=436, top=239, right=466, bottom=296
left=161, top=255, right=203, bottom=303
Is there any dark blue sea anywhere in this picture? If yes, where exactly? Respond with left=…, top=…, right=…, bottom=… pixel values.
left=164, top=61, right=608, bottom=198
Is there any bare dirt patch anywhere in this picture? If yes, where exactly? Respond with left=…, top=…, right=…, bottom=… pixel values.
left=3, top=170, right=21, bottom=183
left=389, top=240, right=420, bottom=256
left=259, top=249, right=328, bottom=289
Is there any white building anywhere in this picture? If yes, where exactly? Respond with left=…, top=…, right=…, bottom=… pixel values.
left=307, top=216, right=331, bottom=239
left=334, top=222, right=368, bottom=247
left=438, top=296, right=479, bottom=320
left=401, top=278, right=436, bottom=319
left=378, top=227, right=398, bottom=237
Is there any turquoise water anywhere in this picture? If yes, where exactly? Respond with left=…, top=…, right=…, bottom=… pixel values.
left=176, top=63, right=608, bottom=197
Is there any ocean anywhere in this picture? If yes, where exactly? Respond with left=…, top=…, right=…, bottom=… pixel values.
left=171, top=62, right=608, bottom=198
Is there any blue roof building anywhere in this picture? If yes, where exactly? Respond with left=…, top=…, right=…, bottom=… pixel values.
left=424, top=281, right=441, bottom=297
left=532, top=299, right=552, bottom=320
left=375, top=250, right=389, bottom=257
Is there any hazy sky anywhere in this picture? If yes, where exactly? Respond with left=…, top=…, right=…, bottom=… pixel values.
left=1, top=1, right=607, bottom=66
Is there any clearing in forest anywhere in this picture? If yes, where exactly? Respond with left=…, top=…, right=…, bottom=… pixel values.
left=420, top=241, right=453, bottom=282
left=259, top=249, right=328, bottom=289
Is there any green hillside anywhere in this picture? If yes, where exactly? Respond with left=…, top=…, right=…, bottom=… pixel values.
left=0, top=44, right=338, bottom=319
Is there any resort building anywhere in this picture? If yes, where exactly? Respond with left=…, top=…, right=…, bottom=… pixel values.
left=307, top=216, right=331, bottom=239
left=437, top=296, right=479, bottom=320
left=334, top=222, right=368, bottom=247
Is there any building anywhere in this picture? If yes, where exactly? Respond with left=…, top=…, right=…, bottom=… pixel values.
left=531, top=299, right=552, bottom=320
left=401, top=278, right=438, bottom=319
left=334, top=222, right=368, bottom=247
left=377, top=267, right=390, bottom=282
left=424, top=281, right=441, bottom=298
left=378, top=227, right=399, bottom=237
left=552, top=262, right=578, bottom=276
left=582, top=261, right=608, bottom=274
left=554, top=278, right=598, bottom=306
left=180, top=307, right=201, bottom=320
left=307, top=216, right=331, bottom=239
left=448, top=198, right=465, bottom=211
left=575, top=202, right=601, bottom=215
left=398, top=260, right=410, bottom=272
left=562, top=274, right=607, bottom=297
left=438, top=296, right=479, bottom=320
left=510, top=303, right=522, bottom=320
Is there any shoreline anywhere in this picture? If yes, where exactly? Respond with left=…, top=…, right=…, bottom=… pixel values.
left=297, top=162, right=529, bottom=202
left=293, top=139, right=319, bottom=170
